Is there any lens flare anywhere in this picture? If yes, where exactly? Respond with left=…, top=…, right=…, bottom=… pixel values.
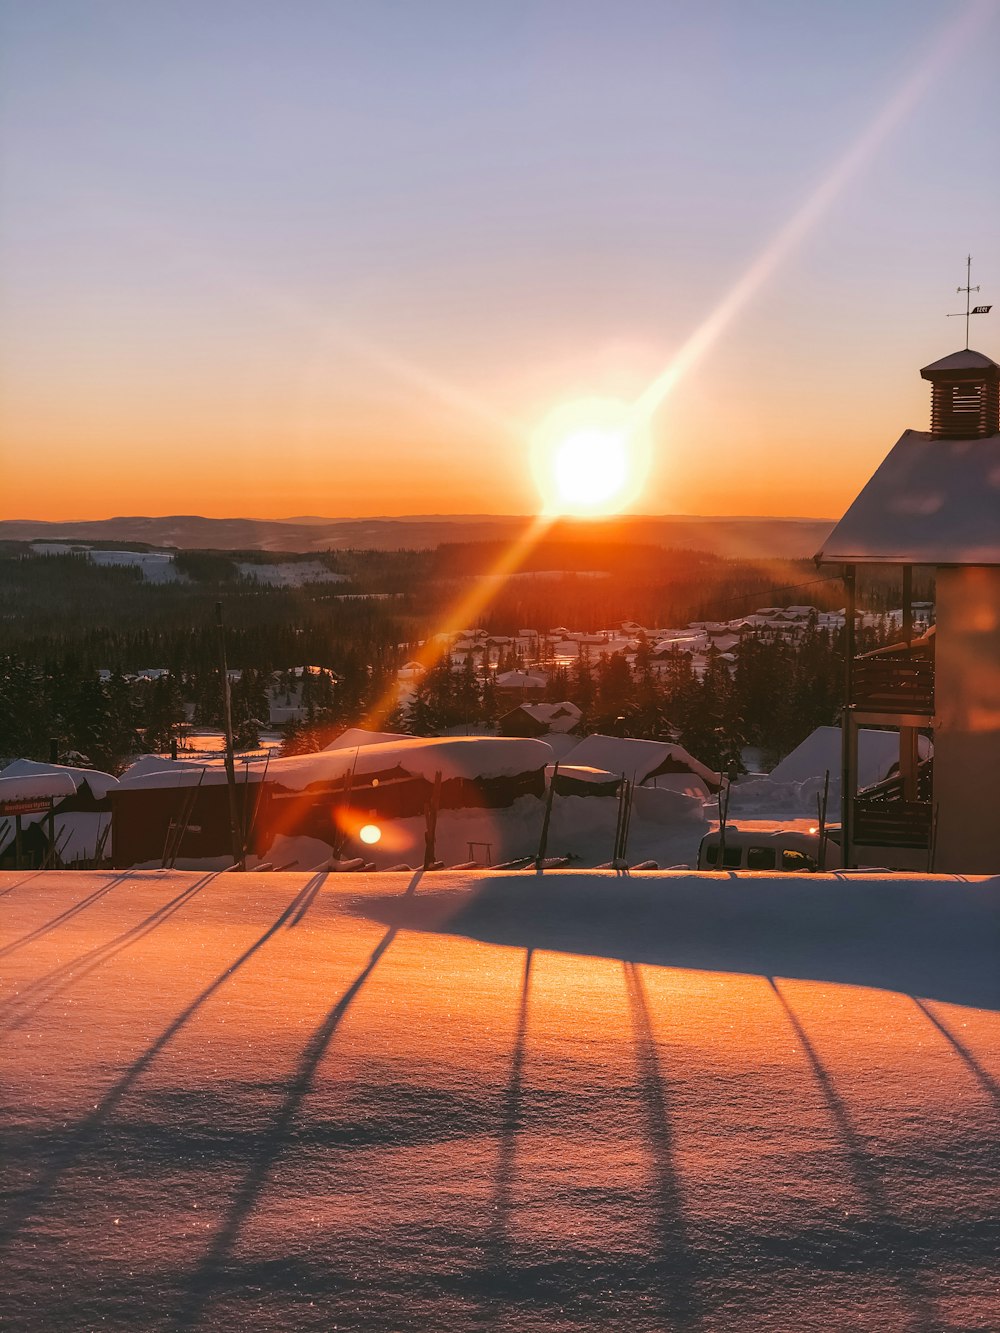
left=532, top=397, right=651, bottom=517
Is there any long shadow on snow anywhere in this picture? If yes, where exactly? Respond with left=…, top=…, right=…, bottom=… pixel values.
left=0, top=872, right=219, bottom=1035
left=352, top=873, right=1000, bottom=1010
left=125, top=1211, right=1000, bottom=1331
left=623, top=960, right=703, bottom=1329
left=768, top=977, right=938, bottom=1333
left=171, top=872, right=423, bottom=1329
left=0, top=871, right=330, bottom=1247
left=0, top=871, right=136, bottom=959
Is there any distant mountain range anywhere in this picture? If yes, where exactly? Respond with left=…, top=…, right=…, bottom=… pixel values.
left=0, top=513, right=835, bottom=559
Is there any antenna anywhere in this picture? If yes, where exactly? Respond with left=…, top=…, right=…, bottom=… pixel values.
left=946, top=254, right=992, bottom=349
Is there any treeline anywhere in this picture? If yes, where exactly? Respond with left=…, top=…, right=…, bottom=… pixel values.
left=396, top=619, right=887, bottom=770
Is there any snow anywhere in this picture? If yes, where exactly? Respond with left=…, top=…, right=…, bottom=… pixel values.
left=561, top=734, right=721, bottom=792
left=1, top=866, right=997, bottom=1331
left=89, top=549, right=182, bottom=582
left=1, top=758, right=119, bottom=800
left=28, top=545, right=183, bottom=582
left=0, top=770, right=78, bottom=802
left=235, top=561, right=348, bottom=586
left=118, top=754, right=206, bottom=782
left=322, top=727, right=407, bottom=750
left=816, top=429, right=1000, bottom=565
left=769, top=725, right=932, bottom=788
left=117, top=736, right=555, bottom=791
left=494, top=669, right=547, bottom=689
left=0, top=810, right=112, bottom=865
left=504, top=701, right=582, bottom=733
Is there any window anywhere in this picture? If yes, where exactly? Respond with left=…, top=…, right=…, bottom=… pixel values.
left=950, top=384, right=982, bottom=417
left=747, top=846, right=776, bottom=870
left=781, top=848, right=817, bottom=872
left=705, top=844, right=744, bottom=868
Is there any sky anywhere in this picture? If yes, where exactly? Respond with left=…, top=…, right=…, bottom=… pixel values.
left=1, top=0, right=998, bottom=522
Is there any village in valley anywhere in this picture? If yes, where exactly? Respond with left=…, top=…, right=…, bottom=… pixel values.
left=3, top=341, right=999, bottom=880
left=0, top=586, right=935, bottom=875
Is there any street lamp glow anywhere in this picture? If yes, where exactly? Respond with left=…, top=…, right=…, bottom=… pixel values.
left=359, top=823, right=382, bottom=845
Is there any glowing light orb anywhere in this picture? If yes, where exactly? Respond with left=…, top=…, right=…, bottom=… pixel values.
left=532, top=397, right=651, bottom=517
left=359, top=824, right=382, bottom=845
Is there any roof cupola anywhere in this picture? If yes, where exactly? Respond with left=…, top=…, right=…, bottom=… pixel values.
left=919, top=349, right=999, bottom=439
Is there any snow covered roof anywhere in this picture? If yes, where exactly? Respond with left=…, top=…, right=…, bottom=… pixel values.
left=769, top=725, right=932, bottom=788
left=546, top=763, right=618, bottom=784
left=559, top=735, right=720, bottom=790
left=322, top=727, right=407, bottom=751
left=118, top=755, right=204, bottom=783
left=495, top=670, right=547, bottom=688
left=0, top=770, right=78, bottom=802
left=512, top=702, right=582, bottom=733
left=0, top=759, right=118, bottom=800
left=117, top=736, right=554, bottom=791
left=815, top=430, right=1000, bottom=565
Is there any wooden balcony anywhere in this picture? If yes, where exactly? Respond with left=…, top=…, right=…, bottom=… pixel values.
left=853, top=797, right=932, bottom=850
left=851, top=655, right=934, bottom=715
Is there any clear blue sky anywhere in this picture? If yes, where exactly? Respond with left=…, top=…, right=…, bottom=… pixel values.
left=1, top=0, right=997, bottom=518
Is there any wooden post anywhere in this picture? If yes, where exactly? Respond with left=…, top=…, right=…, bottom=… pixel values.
left=423, top=770, right=442, bottom=870
left=46, top=803, right=56, bottom=869
left=717, top=780, right=730, bottom=867
left=902, top=564, right=913, bottom=649
left=536, top=762, right=558, bottom=870
left=841, top=565, right=856, bottom=869
left=215, top=602, right=243, bottom=870
left=620, top=779, right=635, bottom=866
left=14, top=814, right=23, bottom=871
left=612, top=772, right=627, bottom=864
left=817, top=770, right=830, bottom=870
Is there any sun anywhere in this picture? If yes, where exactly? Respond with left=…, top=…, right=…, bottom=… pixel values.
left=532, top=397, right=651, bottom=517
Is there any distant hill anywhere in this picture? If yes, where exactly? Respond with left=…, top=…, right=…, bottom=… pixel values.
left=0, top=513, right=835, bottom=559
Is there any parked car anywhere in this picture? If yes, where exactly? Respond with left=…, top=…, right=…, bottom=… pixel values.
left=697, top=827, right=841, bottom=872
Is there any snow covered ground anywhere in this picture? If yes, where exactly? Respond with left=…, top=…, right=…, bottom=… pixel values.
left=235, top=561, right=347, bottom=587
left=1, top=868, right=997, bottom=1331
left=29, top=544, right=183, bottom=583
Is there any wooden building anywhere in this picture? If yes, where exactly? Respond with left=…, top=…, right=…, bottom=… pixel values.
left=817, top=347, right=1000, bottom=872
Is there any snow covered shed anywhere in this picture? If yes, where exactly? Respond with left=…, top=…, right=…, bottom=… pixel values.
left=560, top=735, right=722, bottom=797
left=0, top=760, right=118, bottom=868
left=111, top=737, right=553, bottom=868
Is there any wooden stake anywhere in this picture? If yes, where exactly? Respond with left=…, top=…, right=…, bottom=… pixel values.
left=817, top=770, right=830, bottom=869
left=536, top=762, right=558, bottom=870
left=423, top=770, right=442, bottom=870
left=215, top=602, right=243, bottom=869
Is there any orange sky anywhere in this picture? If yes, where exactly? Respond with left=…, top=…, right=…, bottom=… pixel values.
left=1, top=2, right=996, bottom=523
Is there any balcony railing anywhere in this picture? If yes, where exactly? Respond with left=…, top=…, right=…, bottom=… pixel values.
left=853, top=797, right=932, bottom=849
left=852, top=655, right=934, bottom=714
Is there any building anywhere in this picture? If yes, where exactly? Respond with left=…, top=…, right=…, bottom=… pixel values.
left=817, top=346, right=1000, bottom=872
left=498, top=701, right=582, bottom=738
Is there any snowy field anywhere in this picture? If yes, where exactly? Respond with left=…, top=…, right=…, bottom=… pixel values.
left=235, top=561, right=348, bottom=587
left=29, top=544, right=183, bottom=583
left=1, top=869, right=997, bottom=1331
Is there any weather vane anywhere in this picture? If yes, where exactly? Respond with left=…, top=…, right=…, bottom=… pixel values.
left=946, top=254, right=991, bottom=349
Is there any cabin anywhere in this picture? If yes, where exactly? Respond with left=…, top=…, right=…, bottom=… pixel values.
left=498, top=701, right=582, bottom=738
left=817, top=346, right=1000, bottom=873
left=111, top=736, right=553, bottom=868
left=558, top=734, right=722, bottom=798
left=0, top=760, right=118, bottom=868
left=493, top=669, right=548, bottom=706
